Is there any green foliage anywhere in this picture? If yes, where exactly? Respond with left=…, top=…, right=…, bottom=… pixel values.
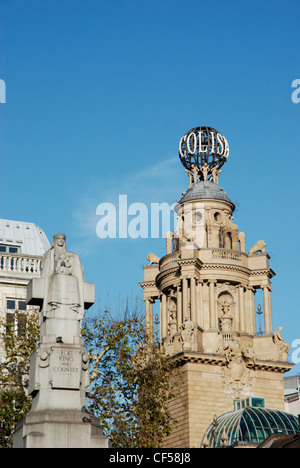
left=0, top=303, right=179, bottom=448
left=83, top=308, right=179, bottom=448
left=0, top=310, right=39, bottom=448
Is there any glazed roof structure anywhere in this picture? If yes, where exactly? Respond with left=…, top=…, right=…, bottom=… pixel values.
left=202, top=406, right=299, bottom=448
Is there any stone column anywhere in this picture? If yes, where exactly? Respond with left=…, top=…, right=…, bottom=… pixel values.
left=145, top=297, right=154, bottom=342
left=177, top=283, right=182, bottom=330
left=239, top=285, right=246, bottom=333
left=196, top=281, right=203, bottom=328
left=161, top=293, right=168, bottom=338
left=190, top=277, right=197, bottom=324
left=244, top=286, right=256, bottom=335
left=209, top=280, right=217, bottom=329
left=262, top=285, right=272, bottom=335
left=182, top=277, right=188, bottom=320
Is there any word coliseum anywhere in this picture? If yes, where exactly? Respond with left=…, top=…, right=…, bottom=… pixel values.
left=179, top=130, right=229, bottom=158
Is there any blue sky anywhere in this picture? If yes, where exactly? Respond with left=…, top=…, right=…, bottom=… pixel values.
left=0, top=0, right=300, bottom=375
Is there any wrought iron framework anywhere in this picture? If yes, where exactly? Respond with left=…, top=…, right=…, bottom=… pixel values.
left=178, top=126, right=229, bottom=181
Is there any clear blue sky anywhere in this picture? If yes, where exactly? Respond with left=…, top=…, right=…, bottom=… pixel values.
left=1, top=0, right=299, bottom=375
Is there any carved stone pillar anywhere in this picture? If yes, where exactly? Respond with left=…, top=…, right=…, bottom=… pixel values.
left=244, top=286, right=256, bottom=335
left=262, top=285, right=272, bottom=335
left=182, top=277, right=188, bottom=320
left=209, top=280, right=217, bottom=329
left=177, top=283, right=182, bottom=330
left=239, top=285, right=246, bottom=333
left=196, top=281, right=203, bottom=328
left=161, top=294, right=167, bottom=338
left=145, top=297, right=154, bottom=342
left=190, top=277, right=197, bottom=324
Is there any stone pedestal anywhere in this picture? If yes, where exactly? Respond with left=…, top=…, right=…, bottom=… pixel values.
left=13, top=233, right=108, bottom=449
left=13, top=411, right=107, bottom=448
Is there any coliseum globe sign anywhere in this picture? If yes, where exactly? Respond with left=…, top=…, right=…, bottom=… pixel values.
left=178, top=126, right=229, bottom=175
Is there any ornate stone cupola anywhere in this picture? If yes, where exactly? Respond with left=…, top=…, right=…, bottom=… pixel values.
left=140, top=127, right=293, bottom=448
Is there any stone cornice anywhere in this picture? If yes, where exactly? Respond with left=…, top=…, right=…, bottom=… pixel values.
left=139, top=281, right=158, bottom=289
left=169, top=351, right=294, bottom=373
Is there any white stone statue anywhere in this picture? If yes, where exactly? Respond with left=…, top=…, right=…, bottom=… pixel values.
left=14, top=234, right=107, bottom=448
left=41, top=233, right=84, bottom=316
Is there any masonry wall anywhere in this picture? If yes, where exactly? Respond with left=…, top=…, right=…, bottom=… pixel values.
left=164, top=360, right=288, bottom=448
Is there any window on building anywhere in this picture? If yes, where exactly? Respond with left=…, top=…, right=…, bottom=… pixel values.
left=6, top=312, right=15, bottom=334
left=0, top=244, right=20, bottom=254
left=234, top=397, right=265, bottom=411
left=5, top=299, right=28, bottom=336
left=251, top=397, right=265, bottom=408
left=18, top=301, right=27, bottom=311
left=6, top=312, right=27, bottom=336
left=7, top=299, right=16, bottom=309
left=7, top=299, right=26, bottom=310
left=17, top=313, right=26, bottom=336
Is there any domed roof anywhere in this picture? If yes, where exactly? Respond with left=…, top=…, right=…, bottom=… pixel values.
left=202, top=407, right=299, bottom=448
left=0, top=219, right=50, bottom=256
left=178, top=181, right=234, bottom=207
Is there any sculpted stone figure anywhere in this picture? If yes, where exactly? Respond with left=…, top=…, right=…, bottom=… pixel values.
left=211, top=165, right=222, bottom=184
left=273, top=326, right=290, bottom=360
left=220, top=342, right=256, bottom=398
left=40, top=233, right=85, bottom=318
left=200, top=162, right=209, bottom=181
left=146, top=252, right=160, bottom=266
left=191, top=164, right=199, bottom=183
left=219, top=301, right=233, bottom=332
left=249, top=240, right=266, bottom=255
left=185, top=168, right=193, bottom=186
left=180, top=315, right=195, bottom=351
left=168, top=289, right=177, bottom=335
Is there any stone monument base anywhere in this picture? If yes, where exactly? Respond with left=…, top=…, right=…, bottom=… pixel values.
left=13, top=410, right=108, bottom=448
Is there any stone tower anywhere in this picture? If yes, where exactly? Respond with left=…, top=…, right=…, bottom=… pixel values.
left=140, top=127, right=293, bottom=448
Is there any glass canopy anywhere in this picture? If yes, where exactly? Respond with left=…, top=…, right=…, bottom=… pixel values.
left=202, top=407, right=299, bottom=447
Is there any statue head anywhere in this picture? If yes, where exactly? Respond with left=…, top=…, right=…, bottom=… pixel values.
left=53, top=233, right=66, bottom=248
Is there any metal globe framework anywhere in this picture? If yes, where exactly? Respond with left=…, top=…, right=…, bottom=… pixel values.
left=178, top=126, right=229, bottom=181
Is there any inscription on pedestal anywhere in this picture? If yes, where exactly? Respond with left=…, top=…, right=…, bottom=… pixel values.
left=50, top=347, right=81, bottom=389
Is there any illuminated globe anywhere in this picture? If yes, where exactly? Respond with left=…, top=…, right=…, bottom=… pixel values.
left=178, top=126, right=229, bottom=181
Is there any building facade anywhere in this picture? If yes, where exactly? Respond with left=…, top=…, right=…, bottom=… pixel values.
left=140, top=127, right=295, bottom=448
left=0, top=219, right=50, bottom=359
left=284, top=374, right=300, bottom=417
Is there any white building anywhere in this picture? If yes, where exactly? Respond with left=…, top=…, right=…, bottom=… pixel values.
left=0, top=219, right=50, bottom=358
left=284, top=374, right=300, bottom=417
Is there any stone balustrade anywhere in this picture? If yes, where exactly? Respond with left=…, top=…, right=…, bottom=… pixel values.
left=0, top=253, right=41, bottom=278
